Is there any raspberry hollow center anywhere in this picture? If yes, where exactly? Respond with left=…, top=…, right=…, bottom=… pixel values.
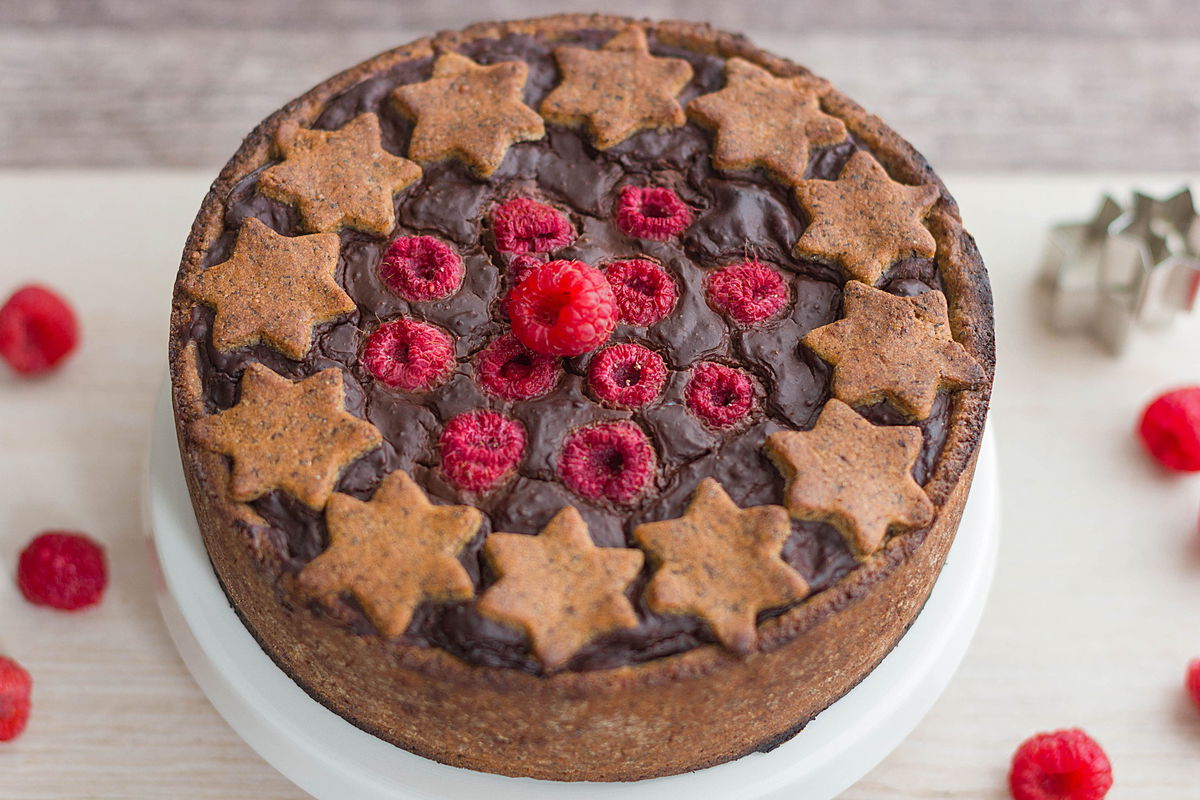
left=559, top=421, right=656, bottom=504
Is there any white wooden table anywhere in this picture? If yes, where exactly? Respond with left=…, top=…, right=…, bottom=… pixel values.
left=1, top=172, right=1198, bottom=798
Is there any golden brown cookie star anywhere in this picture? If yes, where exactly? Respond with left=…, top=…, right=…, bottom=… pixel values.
left=687, top=58, right=846, bottom=185
left=258, top=113, right=421, bottom=236
left=793, top=151, right=941, bottom=285
left=764, top=399, right=933, bottom=558
left=299, top=470, right=482, bottom=638
left=804, top=281, right=985, bottom=420
left=633, top=478, right=806, bottom=655
left=191, top=364, right=382, bottom=509
left=478, top=507, right=644, bottom=671
left=391, top=51, right=545, bottom=177
left=541, top=27, right=693, bottom=150
left=181, top=217, right=355, bottom=360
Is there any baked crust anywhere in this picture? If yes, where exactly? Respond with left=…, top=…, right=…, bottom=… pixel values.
left=169, top=14, right=995, bottom=781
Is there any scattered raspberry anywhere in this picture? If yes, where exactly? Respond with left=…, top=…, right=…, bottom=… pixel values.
left=614, top=185, right=694, bottom=241
left=1186, top=659, right=1200, bottom=713
left=492, top=197, right=575, bottom=254
left=0, top=285, right=79, bottom=376
left=17, top=531, right=107, bottom=611
left=588, top=343, right=667, bottom=409
left=685, top=362, right=756, bottom=429
left=440, top=411, right=526, bottom=493
left=1137, top=387, right=1200, bottom=472
left=605, top=259, right=678, bottom=326
left=362, top=318, right=455, bottom=392
left=706, top=261, right=790, bottom=325
left=507, top=260, right=617, bottom=356
left=559, top=421, right=656, bottom=504
left=379, top=236, right=464, bottom=302
left=476, top=333, right=562, bottom=400
left=0, top=656, right=32, bottom=742
left=1009, top=729, right=1113, bottom=800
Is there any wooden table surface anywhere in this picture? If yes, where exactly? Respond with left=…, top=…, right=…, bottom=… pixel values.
left=1, top=170, right=1198, bottom=798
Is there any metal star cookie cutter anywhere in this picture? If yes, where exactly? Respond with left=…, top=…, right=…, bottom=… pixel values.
left=1040, top=187, right=1200, bottom=353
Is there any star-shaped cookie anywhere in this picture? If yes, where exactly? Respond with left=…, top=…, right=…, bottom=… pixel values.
left=764, top=399, right=933, bottom=558
left=478, top=507, right=644, bottom=671
left=541, top=27, right=693, bottom=150
left=793, top=151, right=941, bottom=285
left=687, top=58, right=846, bottom=185
left=258, top=113, right=421, bottom=236
left=804, top=281, right=985, bottom=420
left=391, top=51, right=545, bottom=177
left=191, top=364, right=382, bottom=509
left=298, top=470, right=482, bottom=637
left=633, top=478, right=807, bottom=655
left=181, top=217, right=355, bottom=359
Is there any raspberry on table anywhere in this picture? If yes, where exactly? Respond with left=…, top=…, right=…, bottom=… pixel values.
left=379, top=235, right=465, bottom=302
left=1186, top=659, right=1200, bottom=713
left=17, top=531, right=107, bottom=611
left=440, top=410, right=526, bottom=493
left=1008, top=729, right=1113, bottom=800
left=614, top=185, right=693, bottom=241
left=492, top=197, right=576, bottom=254
left=1137, top=386, right=1200, bottom=472
left=588, top=343, right=667, bottom=409
left=705, top=260, right=790, bottom=325
left=0, top=656, right=32, bottom=743
left=507, top=260, right=618, bottom=356
left=476, top=332, right=562, bottom=400
left=605, top=259, right=678, bottom=326
left=0, top=285, right=79, bottom=376
left=685, top=362, right=756, bottom=429
left=362, top=318, right=456, bottom=392
left=559, top=421, right=656, bottom=504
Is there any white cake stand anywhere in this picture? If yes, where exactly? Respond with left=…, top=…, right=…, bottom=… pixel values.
left=144, top=381, right=1000, bottom=800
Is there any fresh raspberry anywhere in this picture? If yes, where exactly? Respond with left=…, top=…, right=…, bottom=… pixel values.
left=379, top=235, right=464, bottom=302
left=605, top=259, right=678, bottom=326
left=17, top=531, right=107, bottom=611
left=706, top=261, right=790, bottom=325
left=588, top=343, right=667, bottom=409
left=1137, top=387, right=1200, bottom=471
left=440, top=411, right=526, bottom=493
left=476, top=333, right=562, bottom=400
left=559, top=421, right=656, bottom=504
left=1009, top=729, right=1113, bottom=800
left=507, top=260, right=617, bottom=356
left=0, top=656, right=32, bottom=742
left=685, top=362, right=756, bottom=429
left=491, top=197, right=576, bottom=254
left=362, top=318, right=455, bottom=392
left=614, top=185, right=694, bottom=241
left=1186, top=659, right=1200, bottom=713
left=0, top=285, right=79, bottom=376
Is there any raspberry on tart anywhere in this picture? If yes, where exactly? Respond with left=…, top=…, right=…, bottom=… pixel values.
left=559, top=421, right=656, bottom=504
left=379, top=235, right=465, bottom=302
left=614, top=185, right=694, bottom=241
left=587, top=342, right=667, bottom=408
left=705, top=260, right=790, bottom=325
left=492, top=197, right=576, bottom=254
left=440, top=410, right=526, bottom=493
left=684, top=362, right=756, bottom=429
left=362, top=318, right=456, bottom=392
left=507, top=260, right=618, bottom=356
left=604, top=259, right=678, bottom=326
left=475, top=332, right=562, bottom=401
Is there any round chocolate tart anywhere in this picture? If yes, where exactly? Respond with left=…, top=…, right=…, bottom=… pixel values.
left=169, top=13, right=994, bottom=782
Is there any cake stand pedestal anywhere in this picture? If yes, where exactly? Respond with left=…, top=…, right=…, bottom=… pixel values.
left=144, top=380, right=1000, bottom=800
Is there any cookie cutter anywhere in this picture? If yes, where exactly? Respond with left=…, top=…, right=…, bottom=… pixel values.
left=1040, top=187, right=1200, bottom=353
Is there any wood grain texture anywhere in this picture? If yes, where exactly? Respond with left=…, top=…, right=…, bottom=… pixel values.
left=2, top=171, right=1200, bottom=798
left=2, top=1, right=1200, bottom=169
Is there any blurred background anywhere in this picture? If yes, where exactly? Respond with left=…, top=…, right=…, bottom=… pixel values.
left=5, top=0, right=1200, bottom=172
